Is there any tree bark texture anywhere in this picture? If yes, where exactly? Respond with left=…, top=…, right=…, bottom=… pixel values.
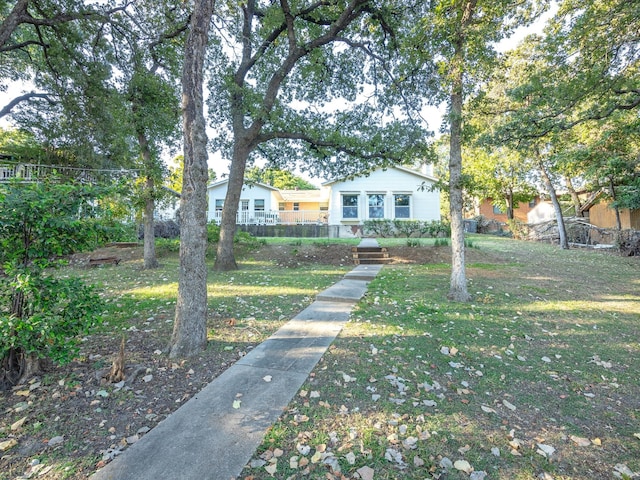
left=539, top=160, right=569, bottom=249
left=214, top=142, right=251, bottom=271
left=565, top=177, right=583, bottom=216
left=169, top=0, right=214, bottom=359
left=138, top=132, right=159, bottom=269
left=447, top=0, right=475, bottom=303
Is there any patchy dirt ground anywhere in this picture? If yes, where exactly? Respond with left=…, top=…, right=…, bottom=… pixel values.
left=0, top=241, right=502, bottom=480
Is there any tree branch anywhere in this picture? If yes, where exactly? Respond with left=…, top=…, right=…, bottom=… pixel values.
left=0, top=92, right=55, bottom=118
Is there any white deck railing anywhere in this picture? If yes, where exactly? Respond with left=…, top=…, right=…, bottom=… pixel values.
left=212, top=210, right=328, bottom=225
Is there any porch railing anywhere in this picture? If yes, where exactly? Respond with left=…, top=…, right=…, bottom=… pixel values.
left=212, top=209, right=328, bottom=225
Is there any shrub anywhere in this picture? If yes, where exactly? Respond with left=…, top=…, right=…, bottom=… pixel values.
left=420, top=220, right=451, bottom=238
left=393, top=220, right=422, bottom=238
left=363, top=219, right=393, bottom=237
left=0, top=182, right=105, bottom=387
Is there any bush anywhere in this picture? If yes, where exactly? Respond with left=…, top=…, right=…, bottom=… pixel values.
left=420, top=220, right=451, bottom=238
left=363, top=219, right=394, bottom=237
left=394, top=220, right=422, bottom=238
left=0, top=272, right=103, bottom=368
left=207, top=222, right=221, bottom=243
left=0, top=182, right=105, bottom=387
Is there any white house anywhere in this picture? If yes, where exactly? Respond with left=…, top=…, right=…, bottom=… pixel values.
left=206, top=165, right=440, bottom=237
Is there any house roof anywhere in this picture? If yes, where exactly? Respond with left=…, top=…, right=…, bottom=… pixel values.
left=321, top=165, right=438, bottom=186
left=207, top=178, right=280, bottom=191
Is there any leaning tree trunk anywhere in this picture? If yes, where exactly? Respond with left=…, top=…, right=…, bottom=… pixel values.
left=566, top=177, right=583, bottom=217
left=169, top=0, right=214, bottom=359
left=539, top=160, right=568, bottom=249
left=214, top=142, right=251, bottom=271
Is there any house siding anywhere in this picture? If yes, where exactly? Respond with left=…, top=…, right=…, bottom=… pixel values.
left=207, top=182, right=279, bottom=222
left=590, top=201, right=640, bottom=229
left=325, top=167, right=440, bottom=226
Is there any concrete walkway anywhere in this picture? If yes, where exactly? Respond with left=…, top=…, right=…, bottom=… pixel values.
left=92, top=240, right=382, bottom=480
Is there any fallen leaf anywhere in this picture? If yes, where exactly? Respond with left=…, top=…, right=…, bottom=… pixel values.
left=356, top=466, right=375, bottom=480
left=591, top=438, right=602, bottom=446
left=414, top=455, right=425, bottom=467
left=570, top=435, right=591, bottom=447
left=454, top=459, right=473, bottom=473
left=536, top=443, right=555, bottom=458
left=541, top=356, right=551, bottom=363
left=264, top=461, right=277, bottom=475
left=289, top=456, right=298, bottom=469
left=481, top=405, right=496, bottom=413
left=232, top=400, right=241, bottom=409
left=345, top=452, right=356, bottom=465
left=263, top=375, right=272, bottom=382
left=633, top=433, right=640, bottom=440
left=0, top=439, right=18, bottom=451
left=502, top=400, right=517, bottom=411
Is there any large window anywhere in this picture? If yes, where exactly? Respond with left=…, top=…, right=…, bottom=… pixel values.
left=240, top=200, right=249, bottom=211
left=342, top=194, right=359, bottom=219
left=394, top=194, right=410, bottom=218
left=254, top=199, right=265, bottom=212
left=215, top=199, right=224, bottom=212
left=368, top=194, right=385, bottom=218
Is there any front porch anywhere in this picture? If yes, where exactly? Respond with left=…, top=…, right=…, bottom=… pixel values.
left=211, top=209, right=328, bottom=225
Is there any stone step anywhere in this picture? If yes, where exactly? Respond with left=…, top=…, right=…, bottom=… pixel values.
left=355, top=257, right=393, bottom=265
left=352, top=252, right=389, bottom=259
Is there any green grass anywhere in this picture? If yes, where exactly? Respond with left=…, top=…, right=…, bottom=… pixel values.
left=244, top=236, right=640, bottom=480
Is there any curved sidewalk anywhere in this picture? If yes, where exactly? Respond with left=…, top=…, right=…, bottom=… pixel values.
left=92, top=248, right=382, bottom=480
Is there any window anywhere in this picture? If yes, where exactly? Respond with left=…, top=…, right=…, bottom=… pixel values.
left=529, top=198, right=537, bottom=208
left=254, top=199, right=265, bottom=212
left=293, top=202, right=300, bottom=211
left=368, top=194, right=385, bottom=218
left=394, top=194, right=410, bottom=218
left=493, top=205, right=504, bottom=214
left=342, top=194, right=358, bottom=219
left=240, top=200, right=249, bottom=211
left=278, top=202, right=285, bottom=211
left=215, top=199, right=224, bottom=212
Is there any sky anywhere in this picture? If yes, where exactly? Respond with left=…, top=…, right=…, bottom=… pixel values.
left=1, top=3, right=558, bottom=186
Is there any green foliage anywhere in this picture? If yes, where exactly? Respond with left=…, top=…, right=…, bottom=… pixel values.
left=393, top=220, right=422, bottom=238
left=0, top=273, right=103, bottom=365
left=419, top=220, right=451, bottom=238
left=434, top=237, right=449, bottom=247
left=406, top=238, right=422, bottom=247
left=0, top=182, right=105, bottom=378
left=363, top=219, right=394, bottom=238
left=207, top=222, right=221, bottom=243
left=244, top=167, right=317, bottom=190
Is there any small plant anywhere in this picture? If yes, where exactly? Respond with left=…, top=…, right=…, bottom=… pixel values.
left=434, top=237, right=449, bottom=247
left=406, top=238, right=422, bottom=247
left=290, top=239, right=303, bottom=246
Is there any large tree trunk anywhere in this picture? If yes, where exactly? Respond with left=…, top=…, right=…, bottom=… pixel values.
left=137, top=132, right=159, bottom=269
left=214, top=142, right=251, bottom=271
left=169, top=0, right=214, bottom=359
left=565, top=177, right=583, bottom=217
left=506, top=189, right=514, bottom=220
left=446, top=0, right=475, bottom=303
left=448, top=86, right=471, bottom=302
left=539, top=160, right=569, bottom=249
